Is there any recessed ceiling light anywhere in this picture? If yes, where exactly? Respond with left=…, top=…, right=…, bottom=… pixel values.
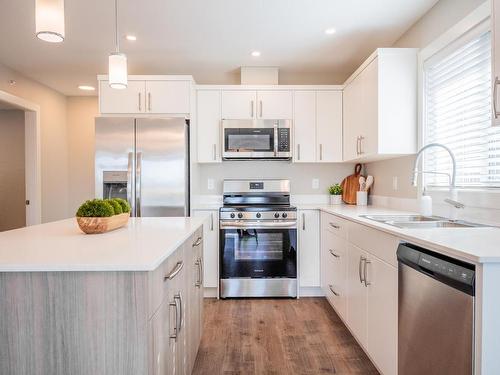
left=251, top=51, right=261, bottom=57
left=325, top=28, right=337, bottom=35
left=78, top=85, right=95, bottom=91
left=125, top=35, right=137, bottom=41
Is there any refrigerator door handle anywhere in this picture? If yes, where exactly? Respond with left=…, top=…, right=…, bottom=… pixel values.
left=127, top=152, right=135, bottom=216
left=136, top=151, right=143, bottom=217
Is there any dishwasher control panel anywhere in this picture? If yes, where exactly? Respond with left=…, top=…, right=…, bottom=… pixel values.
left=418, top=253, right=474, bottom=286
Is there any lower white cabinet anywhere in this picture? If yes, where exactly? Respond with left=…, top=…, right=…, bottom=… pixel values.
left=298, top=209, right=320, bottom=288
left=193, top=210, right=219, bottom=292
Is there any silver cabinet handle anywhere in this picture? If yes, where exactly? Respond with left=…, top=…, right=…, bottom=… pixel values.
left=302, top=213, right=306, bottom=231
left=195, top=258, right=201, bottom=287
left=259, top=100, right=263, bottom=118
left=148, top=92, right=152, bottom=112
left=359, top=136, right=364, bottom=155
left=329, top=222, right=340, bottom=229
left=250, top=100, right=254, bottom=117
left=210, top=212, right=214, bottom=231
left=169, top=299, right=178, bottom=341
left=494, top=77, right=500, bottom=118
left=135, top=151, right=142, bottom=217
left=213, top=144, right=217, bottom=160
left=297, top=144, right=301, bottom=161
left=175, top=292, right=183, bottom=334
left=192, top=236, right=202, bottom=247
left=329, top=249, right=340, bottom=258
left=356, top=136, right=360, bottom=155
left=127, top=152, right=135, bottom=216
left=328, top=284, right=339, bottom=296
left=319, top=144, right=323, bottom=161
left=138, top=92, right=142, bottom=111
left=364, top=259, right=371, bottom=287
left=200, top=257, right=203, bottom=285
left=359, top=256, right=366, bottom=284
left=164, top=261, right=184, bottom=281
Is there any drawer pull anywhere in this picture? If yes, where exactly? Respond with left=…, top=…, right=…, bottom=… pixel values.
left=329, top=222, right=340, bottom=229
left=164, top=261, right=183, bottom=281
left=192, top=236, right=202, bottom=247
left=328, top=284, right=339, bottom=296
left=329, top=249, right=340, bottom=258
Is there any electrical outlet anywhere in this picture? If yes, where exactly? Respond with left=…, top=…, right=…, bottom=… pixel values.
left=207, top=178, right=214, bottom=190
left=392, top=176, right=398, bottom=191
left=312, top=178, right=320, bottom=190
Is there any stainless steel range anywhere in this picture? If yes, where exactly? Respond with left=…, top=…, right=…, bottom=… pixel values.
left=219, top=179, right=297, bottom=298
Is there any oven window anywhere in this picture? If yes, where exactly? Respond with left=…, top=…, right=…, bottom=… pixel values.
left=220, top=228, right=297, bottom=278
left=227, top=134, right=271, bottom=151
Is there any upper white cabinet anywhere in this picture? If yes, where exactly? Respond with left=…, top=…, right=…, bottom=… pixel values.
left=196, top=90, right=222, bottom=163
left=342, top=48, right=418, bottom=162
left=298, top=209, right=320, bottom=288
left=98, top=76, right=193, bottom=115
left=221, top=90, right=293, bottom=120
left=293, top=90, right=342, bottom=163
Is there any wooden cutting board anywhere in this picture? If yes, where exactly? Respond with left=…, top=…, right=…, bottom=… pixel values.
left=341, top=163, right=364, bottom=205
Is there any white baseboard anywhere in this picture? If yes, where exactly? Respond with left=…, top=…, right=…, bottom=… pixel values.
left=299, top=286, right=325, bottom=297
left=203, top=287, right=218, bottom=298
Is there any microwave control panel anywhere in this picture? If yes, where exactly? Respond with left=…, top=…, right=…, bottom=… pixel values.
left=278, top=128, right=290, bottom=152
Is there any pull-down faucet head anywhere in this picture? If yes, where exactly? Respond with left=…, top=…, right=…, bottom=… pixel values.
left=411, top=143, right=457, bottom=188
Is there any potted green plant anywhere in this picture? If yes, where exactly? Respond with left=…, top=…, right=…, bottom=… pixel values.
left=328, top=184, right=343, bottom=205
left=76, top=198, right=131, bottom=234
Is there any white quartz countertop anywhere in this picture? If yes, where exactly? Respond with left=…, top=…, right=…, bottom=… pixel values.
left=0, top=217, right=204, bottom=272
left=315, top=204, right=500, bottom=264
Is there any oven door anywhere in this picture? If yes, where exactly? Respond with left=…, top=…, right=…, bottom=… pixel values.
left=220, top=221, right=297, bottom=279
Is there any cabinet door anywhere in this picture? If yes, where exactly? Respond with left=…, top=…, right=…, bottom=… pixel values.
left=494, top=0, right=500, bottom=126
left=150, top=300, right=173, bottom=375
left=346, top=243, right=368, bottom=348
left=367, top=257, right=397, bottom=375
left=342, top=77, right=361, bottom=161
left=298, top=210, right=320, bottom=287
left=99, top=80, right=145, bottom=114
left=293, top=91, right=316, bottom=162
left=145, top=81, right=191, bottom=114
left=221, top=90, right=256, bottom=119
left=316, top=91, right=342, bottom=162
left=257, top=90, right=293, bottom=119
left=196, top=91, right=221, bottom=163
left=193, top=210, right=219, bottom=289
left=359, top=59, right=379, bottom=157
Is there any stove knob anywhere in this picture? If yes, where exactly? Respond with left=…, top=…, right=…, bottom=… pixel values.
left=274, top=212, right=280, bottom=219
left=282, top=213, right=288, bottom=218
left=230, top=213, right=235, bottom=219
left=238, top=213, right=243, bottom=219
left=256, top=213, right=261, bottom=219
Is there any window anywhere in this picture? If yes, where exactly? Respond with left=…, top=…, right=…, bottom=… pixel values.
left=423, top=30, right=500, bottom=188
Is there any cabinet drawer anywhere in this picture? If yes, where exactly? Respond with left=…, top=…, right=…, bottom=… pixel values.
left=321, top=212, right=348, bottom=239
left=322, top=232, right=347, bottom=319
left=348, top=222, right=399, bottom=267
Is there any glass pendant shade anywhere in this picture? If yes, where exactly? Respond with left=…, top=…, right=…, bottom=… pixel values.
left=35, top=0, right=65, bottom=43
left=109, top=52, right=128, bottom=89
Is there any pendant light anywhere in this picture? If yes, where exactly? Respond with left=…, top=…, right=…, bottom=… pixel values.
left=108, top=0, right=127, bottom=89
left=35, top=0, right=65, bottom=43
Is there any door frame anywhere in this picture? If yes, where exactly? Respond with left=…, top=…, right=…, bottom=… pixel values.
left=0, top=90, right=42, bottom=225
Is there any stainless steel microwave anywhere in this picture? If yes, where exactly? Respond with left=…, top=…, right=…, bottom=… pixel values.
left=222, top=119, right=292, bottom=160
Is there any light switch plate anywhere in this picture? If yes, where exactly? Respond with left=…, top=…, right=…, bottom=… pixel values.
left=207, top=178, right=214, bottom=190
left=312, top=178, right=320, bottom=190
left=392, top=176, right=398, bottom=191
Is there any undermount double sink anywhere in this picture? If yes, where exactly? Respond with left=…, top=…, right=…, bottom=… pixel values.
left=360, top=214, right=486, bottom=229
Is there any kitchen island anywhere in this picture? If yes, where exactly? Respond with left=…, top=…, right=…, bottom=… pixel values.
left=0, top=217, right=205, bottom=375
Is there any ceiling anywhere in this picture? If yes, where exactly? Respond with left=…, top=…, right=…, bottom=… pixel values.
left=0, top=0, right=439, bottom=96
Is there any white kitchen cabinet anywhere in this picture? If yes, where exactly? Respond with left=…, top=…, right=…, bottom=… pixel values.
left=346, top=243, right=368, bottom=348
left=196, top=90, right=221, bottom=163
left=293, top=91, right=316, bottom=162
left=316, top=91, right=343, bottom=162
left=221, top=90, right=256, bottom=119
left=99, top=80, right=145, bottom=114
left=366, top=256, right=398, bottom=375
left=145, top=80, right=190, bottom=114
left=343, top=48, right=417, bottom=162
left=298, top=209, right=320, bottom=288
left=256, top=90, right=293, bottom=119
left=493, top=0, right=500, bottom=126
left=193, top=210, right=219, bottom=292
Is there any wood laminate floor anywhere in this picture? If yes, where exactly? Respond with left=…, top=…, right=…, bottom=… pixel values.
left=193, top=298, right=379, bottom=375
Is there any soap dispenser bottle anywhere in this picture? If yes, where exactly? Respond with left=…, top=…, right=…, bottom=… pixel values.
left=419, top=188, right=432, bottom=216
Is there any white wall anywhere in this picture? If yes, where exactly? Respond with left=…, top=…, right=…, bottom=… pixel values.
left=366, top=0, right=487, bottom=199
left=0, top=110, right=25, bottom=231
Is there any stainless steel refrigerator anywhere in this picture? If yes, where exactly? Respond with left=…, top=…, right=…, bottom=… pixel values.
left=95, top=117, right=189, bottom=217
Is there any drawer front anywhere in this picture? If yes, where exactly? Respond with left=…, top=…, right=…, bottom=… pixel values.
left=348, top=222, right=399, bottom=267
left=321, top=211, right=348, bottom=239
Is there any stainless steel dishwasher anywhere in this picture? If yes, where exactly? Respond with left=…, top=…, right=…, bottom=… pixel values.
left=397, top=243, right=475, bottom=375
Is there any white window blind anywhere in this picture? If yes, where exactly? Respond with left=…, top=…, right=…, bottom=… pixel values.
left=424, top=31, right=500, bottom=188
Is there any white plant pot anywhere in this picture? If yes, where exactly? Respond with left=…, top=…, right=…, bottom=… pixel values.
left=330, top=195, right=342, bottom=205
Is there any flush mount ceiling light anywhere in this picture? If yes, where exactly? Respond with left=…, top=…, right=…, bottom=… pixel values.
left=125, top=34, right=137, bottom=41
left=78, top=85, right=95, bottom=91
left=35, top=0, right=65, bottom=42
left=108, top=0, right=127, bottom=89
left=251, top=51, right=261, bottom=57
left=324, top=28, right=337, bottom=35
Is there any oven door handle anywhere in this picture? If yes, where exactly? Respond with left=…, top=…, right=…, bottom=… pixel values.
left=220, top=220, right=297, bottom=229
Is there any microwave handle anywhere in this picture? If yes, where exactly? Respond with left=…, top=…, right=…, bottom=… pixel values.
left=274, top=123, right=278, bottom=157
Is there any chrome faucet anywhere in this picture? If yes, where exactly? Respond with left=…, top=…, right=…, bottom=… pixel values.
left=411, top=143, right=456, bottom=188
